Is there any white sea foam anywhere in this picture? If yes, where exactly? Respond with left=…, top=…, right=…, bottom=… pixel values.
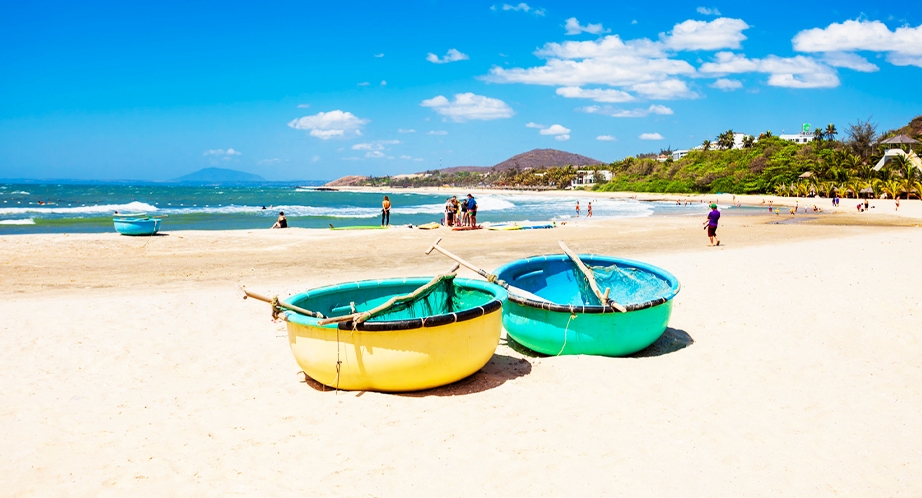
left=0, top=218, right=35, bottom=225
left=0, top=201, right=157, bottom=215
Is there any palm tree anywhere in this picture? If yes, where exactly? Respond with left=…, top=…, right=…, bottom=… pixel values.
left=774, top=183, right=789, bottom=196
left=813, top=128, right=826, bottom=142
left=880, top=179, right=903, bottom=200
left=817, top=181, right=835, bottom=198
left=742, top=135, right=755, bottom=148
left=716, top=130, right=735, bottom=150
left=759, top=130, right=774, bottom=139
left=910, top=179, right=922, bottom=199
left=890, top=154, right=916, bottom=180
left=825, top=123, right=837, bottom=142
left=701, top=139, right=712, bottom=151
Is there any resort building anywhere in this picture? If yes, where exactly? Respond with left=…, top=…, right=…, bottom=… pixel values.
left=571, top=169, right=612, bottom=188
left=779, top=132, right=815, bottom=144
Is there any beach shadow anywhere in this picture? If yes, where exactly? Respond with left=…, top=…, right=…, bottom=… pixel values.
left=627, top=327, right=694, bottom=358
left=296, top=353, right=533, bottom=397
left=503, top=327, right=694, bottom=358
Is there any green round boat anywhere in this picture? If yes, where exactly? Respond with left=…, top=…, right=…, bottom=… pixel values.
left=494, top=255, right=681, bottom=356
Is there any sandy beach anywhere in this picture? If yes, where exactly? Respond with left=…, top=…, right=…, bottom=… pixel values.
left=2, top=207, right=921, bottom=496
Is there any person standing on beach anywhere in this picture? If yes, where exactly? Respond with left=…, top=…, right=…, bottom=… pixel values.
left=466, top=194, right=478, bottom=227
left=575, top=201, right=580, bottom=217
left=587, top=202, right=593, bottom=217
left=271, top=211, right=288, bottom=229
left=703, top=203, right=720, bottom=246
left=444, top=197, right=454, bottom=226
left=381, top=195, right=391, bottom=226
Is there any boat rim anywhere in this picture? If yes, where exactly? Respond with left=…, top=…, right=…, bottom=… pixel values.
left=285, top=277, right=506, bottom=331
left=494, top=254, right=681, bottom=313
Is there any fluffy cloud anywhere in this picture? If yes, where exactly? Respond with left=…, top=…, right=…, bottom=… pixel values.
left=527, top=123, right=571, bottom=141
left=351, top=140, right=400, bottom=151
left=631, top=79, right=698, bottom=99
left=700, top=52, right=840, bottom=88
left=821, top=52, right=879, bottom=72
left=365, top=151, right=386, bottom=158
left=696, top=7, right=721, bottom=15
left=793, top=20, right=922, bottom=68
left=420, top=93, right=514, bottom=121
left=710, top=78, right=742, bottom=90
left=288, top=110, right=369, bottom=140
left=640, top=133, right=664, bottom=140
left=426, top=48, right=470, bottom=64
left=564, top=18, right=610, bottom=36
left=596, top=135, right=617, bottom=141
left=374, top=53, right=384, bottom=58
left=525, top=122, right=545, bottom=128
left=580, top=104, right=673, bottom=118
left=660, top=18, right=749, bottom=50
left=398, top=128, right=416, bottom=133
left=399, top=155, right=425, bottom=161
left=556, top=86, right=635, bottom=102
left=203, top=148, right=241, bottom=157
left=296, top=104, right=310, bottom=109
left=493, top=3, right=544, bottom=15
left=427, top=130, right=448, bottom=135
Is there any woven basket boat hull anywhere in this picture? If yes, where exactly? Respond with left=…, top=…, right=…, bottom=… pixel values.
left=113, top=217, right=161, bottom=236
left=284, top=278, right=506, bottom=392
left=494, top=255, right=680, bottom=356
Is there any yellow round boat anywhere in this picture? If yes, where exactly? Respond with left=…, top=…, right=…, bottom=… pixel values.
left=283, top=277, right=506, bottom=392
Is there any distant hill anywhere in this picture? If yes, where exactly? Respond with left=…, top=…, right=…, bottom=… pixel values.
left=325, top=175, right=369, bottom=187
left=173, top=167, right=265, bottom=183
left=491, top=149, right=604, bottom=171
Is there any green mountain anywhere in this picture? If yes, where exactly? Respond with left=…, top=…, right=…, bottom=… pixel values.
left=173, top=167, right=265, bottom=183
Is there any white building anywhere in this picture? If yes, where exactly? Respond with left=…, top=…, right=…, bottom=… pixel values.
left=571, top=169, right=612, bottom=187
left=779, top=132, right=814, bottom=144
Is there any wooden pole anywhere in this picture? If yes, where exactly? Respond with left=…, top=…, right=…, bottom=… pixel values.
left=237, top=284, right=326, bottom=318
left=557, top=241, right=627, bottom=312
left=425, top=238, right=551, bottom=303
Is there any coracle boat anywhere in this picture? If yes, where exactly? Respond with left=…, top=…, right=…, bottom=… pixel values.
left=493, top=255, right=680, bottom=356
left=113, top=216, right=161, bottom=236
left=280, top=276, right=506, bottom=392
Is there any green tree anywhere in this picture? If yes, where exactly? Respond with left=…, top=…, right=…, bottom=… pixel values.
left=824, top=123, right=837, bottom=141
left=701, top=139, right=712, bottom=151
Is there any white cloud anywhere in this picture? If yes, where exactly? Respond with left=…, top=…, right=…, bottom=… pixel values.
left=564, top=18, right=610, bottom=36
left=365, top=151, right=386, bottom=158
left=639, top=132, right=664, bottom=140
left=420, top=93, right=514, bottom=121
left=525, top=122, right=545, bottom=128
left=580, top=104, right=674, bottom=118
left=556, top=86, right=635, bottom=102
left=696, top=7, right=721, bottom=15
left=821, top=52, right=879, bottom=72
left=374, top=53, right=384, bottom=58
left=631, top=79, right=698, bottom=99
left=540, top=124, right=571, bottom=135
left=596, top=135, right=617, bottom=141
left=495, top=3, right=545, bottom=15
left=203, top=148, right=241, bottom=157
left=399, top=155, right=413, bottom=160
left=288, top=110, right=369, bottom=140
left=398, top=128, right=416, bottom=133
left=258, top=158, right=281, bottom=165
left=555, top=134, right=570, bottom=141
left=700, top=52, right=840, bottom=88
left=793, top=20, right=922, bottom=56
left=710, top=78, right=743, bottom=90
left=297, top=104, right=310, bottom=109
left=381, top=80, right=387, bottom=86
left=352, top=140, right=400, bottom=151
left=427, top=130, right=449, bottom=135
left=426, top=48, right=470, bottom=64
left=661, top=18, right=749, bottom=50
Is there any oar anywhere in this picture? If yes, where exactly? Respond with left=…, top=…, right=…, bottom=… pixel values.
left=317, top=263, right=461, bottom=326
left=425, top=237, right=551, bottom=303
left=236, top=284, right=326, bottom=319
left=558, top=240, right=627, bottom=313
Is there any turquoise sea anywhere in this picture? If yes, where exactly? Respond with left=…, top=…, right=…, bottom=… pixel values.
left=0, top=183, right=711, bottom=234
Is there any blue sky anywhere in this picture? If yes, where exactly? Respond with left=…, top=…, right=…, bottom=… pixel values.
left=1, top=1, right=920, bottom=181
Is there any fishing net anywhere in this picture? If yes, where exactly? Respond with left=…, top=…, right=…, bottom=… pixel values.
left=363, top=276, right=492, bottom=322
left=575, top=264, right=672, bottom=306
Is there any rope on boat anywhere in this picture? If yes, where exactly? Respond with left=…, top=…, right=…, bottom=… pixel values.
left=557, top=306, right=577, bottom=356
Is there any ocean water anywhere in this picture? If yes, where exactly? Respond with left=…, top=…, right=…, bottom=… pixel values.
left=0, top=183, right=708, bottom=234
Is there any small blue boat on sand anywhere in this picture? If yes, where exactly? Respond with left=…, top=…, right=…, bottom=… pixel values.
left=494, top=255, right=680, bottom=356
left=113, top=216, right=162, bottom=236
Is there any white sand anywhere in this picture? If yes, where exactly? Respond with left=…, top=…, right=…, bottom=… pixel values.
left=1, top=213, right=921, bottom=496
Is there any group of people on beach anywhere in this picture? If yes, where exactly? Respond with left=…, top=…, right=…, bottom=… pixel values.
left=444, top=194, right=478, bottom=227
left=575, top=201, right=592, bottom=217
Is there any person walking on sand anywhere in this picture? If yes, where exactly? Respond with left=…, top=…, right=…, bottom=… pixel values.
left=703, top=203, right=720, bottom=246
left=587, top=202, right=593, bottom=218
left=271, top=211, right=288, bottom=229
left=381, top=195, right=391, bottom=226
left=575, top=201, right=580, bottom=217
